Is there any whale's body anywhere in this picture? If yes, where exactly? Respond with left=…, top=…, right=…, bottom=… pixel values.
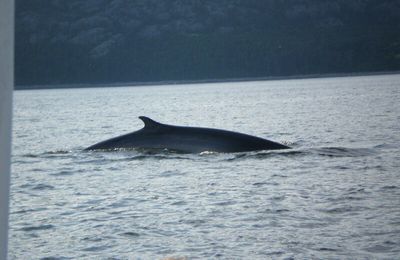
left=85, top=116, right=289, bottom=153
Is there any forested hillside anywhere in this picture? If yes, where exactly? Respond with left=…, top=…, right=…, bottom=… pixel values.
left=15, top=0, right=400, bottom=88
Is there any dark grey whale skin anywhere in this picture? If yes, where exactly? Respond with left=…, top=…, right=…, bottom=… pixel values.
left=85, top=116, right=290, bottom=153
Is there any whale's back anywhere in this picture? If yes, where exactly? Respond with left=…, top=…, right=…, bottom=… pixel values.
left=85, top=116, right=289, bottom=153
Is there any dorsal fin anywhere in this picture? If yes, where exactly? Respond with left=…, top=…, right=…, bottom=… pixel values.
left=139, top=116, right=163, bottom=130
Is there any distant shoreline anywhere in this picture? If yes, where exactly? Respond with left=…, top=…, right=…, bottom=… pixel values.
left=14, top=70, right=400, bottom=90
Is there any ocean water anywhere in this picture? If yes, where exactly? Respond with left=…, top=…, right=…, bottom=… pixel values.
left=9, top=75, right=400, bottom=259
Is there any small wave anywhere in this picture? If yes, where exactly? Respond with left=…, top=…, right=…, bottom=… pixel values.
left=82, top=145, right=313, bottom=163
left=28, top=150, right=71, bottom=157
left=170, top=200, right=187, bottom=206
left=320, top=205, right=370, bottom=214
left=81, top=145, right=375, bottom=162
left=316, top=247, right=339, bottom=252
left=85, top=147, right=187, bottom=155
left=40, top=257, right=72, bottom=260
left=82, top=149, right=194, bottom=163
left=128, top=154, right=192, bottom=161
left=224, top=149, right=307, bottom=161
left=271, top=174, right=288, bottom=178
left=50, top=169, right=84, bottom=176
left=84, top=146, right=304, bottom=157
left=199, top=151, right=219, bottom=155
left=267, top=150, right=305, bottom=157
left=270, top=195, right=286, bottom=201
left=213, top=200, right=237, bottom=206
left=21, top=153, right=40, bottom=158
left=252, top=181, right=279, bottom=187
left=82, top=245, right=113, bottom=252
left=11, top=207, right=47, bottom=215
left=363, top=244, right=395, bottom=253
left=381, top=185, right=398, bottom=190
left=265, top=251, right=285, bottom=256
left=121, top=231, right=140, bottom=237
left=182, top=219, right=207, bottom=226
left=263, top=208, right=290, bottom=213
left=346, top=187, right=367, bottom=195
left=20, top=224, right=54, bottom=232
left=19, top=183, right=55, bottom=191
left=20, top=150, right=73, bottom=161
left=32, top=184, right=55, bottom=190
left=81, top=236, right=104, bottom=242
left=331, top=196, right=364, bottom=202
left=160, top=170, right=187, bottom=178
left=313, top=147, right=375, bottom=157
left=43, top=150, right=71, bottom=155
left=374, top=143, right=399, bottom=149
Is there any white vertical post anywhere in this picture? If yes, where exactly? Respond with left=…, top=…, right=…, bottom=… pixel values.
left=0, top=0, right=14, bottom=259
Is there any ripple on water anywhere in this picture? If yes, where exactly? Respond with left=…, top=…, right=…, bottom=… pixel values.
left=363, top=244, right=396, bottom=253
left=160, top=170, right=187, bottom=178
left=10, top=76, right=400, bottom=259
left=19, top=183, right=55, bottom=191
left=20, top=224, right=55, bottom=232
left=120, top=231, right=140, bottom=237
left=11, top=207, right=47, bottom=215
left=224, top=150, right=306, bottom=161
left=313, top=147, right=376, bottom=157
left=81, top=245, right=113, bottom=252
left=40, top=257, right=73, bottom=260
left=41, top=151, right=74, bottom=159
left=170, top=200, right=187, bottom=206
left=320, top=205, right=371, bottom=215
left=253, top=181, right=279, bottom=187
left=70, top=145, right=376, bottom=163
left=50, top=170, right=79, bottom=176
left=315, top=247, right=340, bottom=252
left=381, top=185, right=398, bottom=190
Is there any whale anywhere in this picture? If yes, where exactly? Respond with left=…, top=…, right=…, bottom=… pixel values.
left=85, top=116, right=290, bottom=153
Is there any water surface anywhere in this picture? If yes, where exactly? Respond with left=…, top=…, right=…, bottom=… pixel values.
left=10, top=75, right=400, bottom=259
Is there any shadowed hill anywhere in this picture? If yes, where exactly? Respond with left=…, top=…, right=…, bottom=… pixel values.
left=15, top=0, right=400, bottom=88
